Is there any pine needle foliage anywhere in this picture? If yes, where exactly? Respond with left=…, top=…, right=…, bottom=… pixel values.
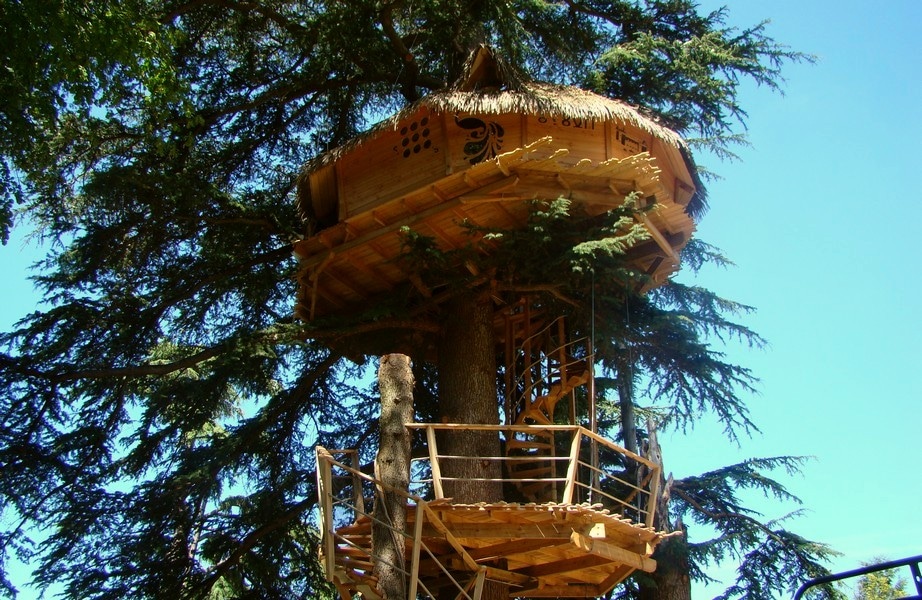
left=1, top=2, right=819, bottom=599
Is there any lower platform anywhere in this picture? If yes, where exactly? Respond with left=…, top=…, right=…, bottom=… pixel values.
left=329, top=499, right=663, bottom=598
left=317, top=426, right=669, bottom=599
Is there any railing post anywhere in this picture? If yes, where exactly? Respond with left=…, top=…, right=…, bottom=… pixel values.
left=407, top=498, right=425, bottom=600
left=315, top=447, right=336, bottom=579
left=587, top=345, right=599, bottom=501
left=472, top=567, right=486, bottom=600
left=504, top=312, right=513, bottom=426
left=562, top=428, right=582, bottom=504
left=425, top=425, right=444, bottom=499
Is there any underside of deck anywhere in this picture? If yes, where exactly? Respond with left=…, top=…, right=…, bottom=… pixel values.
left=294, top=137, right=693, bottom=322
left=327, top=499, right=663, bottom=599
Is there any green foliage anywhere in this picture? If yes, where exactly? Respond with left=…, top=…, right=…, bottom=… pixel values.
left=853, top=560, right=908, bottom=600
left=591, top=240, right=767, bottom=443
left=0, top=1, right=822, bottom=599
left=670, top=458, right=840, bottom=599
left=585, top=4, right=812, bottom=139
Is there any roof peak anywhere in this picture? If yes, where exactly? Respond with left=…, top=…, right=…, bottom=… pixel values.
left=454, top=45, right=529, bottom=92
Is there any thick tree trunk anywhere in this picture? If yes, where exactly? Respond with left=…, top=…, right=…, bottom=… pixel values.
left=638, top=418, right=692, bottom=600
left=638, top=536, right=692, bottom=600
left=436, top=293, right=503, bottom=502
left=373, top=354, right=414, bottom=600
left=436, top=293, right=506, bottom=600
left=616, top=356, right=638, bottom=456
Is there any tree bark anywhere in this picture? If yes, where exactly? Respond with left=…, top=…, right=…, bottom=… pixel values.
left=436, top=293, right=503, bottom=502
left=436, top=293, right=506, bottom=600
left=616, top=355, right=638, bottom=456
left=373, top=354, right=414, bottom=600
left=638, top=535, right=691, bottom=600
left=638, top=418, right=692, bottom=600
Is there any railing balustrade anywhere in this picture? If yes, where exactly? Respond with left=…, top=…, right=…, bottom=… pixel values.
left=315, top=447, right=486, bottom=600
left=315, top=424, right=662, bottom=599
left=406, top=423, right=661, bottom=528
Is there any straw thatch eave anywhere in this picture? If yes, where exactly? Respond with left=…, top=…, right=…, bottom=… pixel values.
left=296, top=47, right=705, bottom=222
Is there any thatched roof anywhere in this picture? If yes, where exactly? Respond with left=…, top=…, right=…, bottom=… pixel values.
left=297, top=46, right=705, bottom=220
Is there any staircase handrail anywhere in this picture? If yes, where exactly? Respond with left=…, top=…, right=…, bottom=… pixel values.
left=508, top=324, right=591, bottom=421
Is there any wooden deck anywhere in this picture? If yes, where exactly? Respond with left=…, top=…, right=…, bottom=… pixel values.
left=316, top=425, right=667, bottom=599
left=332, top=500, right=660, bottom=598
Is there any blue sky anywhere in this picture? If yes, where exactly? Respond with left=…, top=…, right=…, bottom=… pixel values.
left=664, top=0, right=922, bottom=593
left=2, top=1, right=921, bottom=598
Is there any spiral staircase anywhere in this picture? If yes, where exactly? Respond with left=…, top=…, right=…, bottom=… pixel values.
left=501, top=302, right=592, bottom=501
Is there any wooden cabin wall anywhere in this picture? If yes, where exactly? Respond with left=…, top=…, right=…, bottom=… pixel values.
left=321, top=108, right=695, bottom=225
left=339, top=108, right=449, bottom=218
left=523, top=115, right=608, bottom=163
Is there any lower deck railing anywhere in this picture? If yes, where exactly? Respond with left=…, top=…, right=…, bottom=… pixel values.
left=315, top=424, right=662, bottom=598
left=315, top=446, right=488, bottom=600
left=407, top=423, right=661, bottom=528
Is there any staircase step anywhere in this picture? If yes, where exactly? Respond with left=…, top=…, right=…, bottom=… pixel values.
left=506, top=439, right=553, bottom=451
left=338, top=556, right=375, bottom=571
left=508, top=466, right=554, bottom=479
left=337, top=521, right=372, bottom=535
left=337, top=546, right=372, bottom=558
left=567, top=373, right=589, bottom=387
left=519, top=481, right=557, bottom=502
left=352, top=576, right=383, bottom=600
left=521, top=411, right=552, bottom=425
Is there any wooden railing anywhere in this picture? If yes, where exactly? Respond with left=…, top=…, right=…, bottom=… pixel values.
left=406, top=424, right=662, bottom=528
left=315, top=447, right=487, bottom=600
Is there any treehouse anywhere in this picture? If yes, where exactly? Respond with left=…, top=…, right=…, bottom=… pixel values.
left=298, top=48, right=698, bottom=599
left=293, top=49, right=697, bottom=323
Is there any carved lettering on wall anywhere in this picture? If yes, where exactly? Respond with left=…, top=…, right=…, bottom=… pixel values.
left=615, top=125, right=647, bottom=154
left=537, top=115, right=596, bottom=129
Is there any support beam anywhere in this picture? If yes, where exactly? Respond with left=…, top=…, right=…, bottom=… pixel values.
left=569, top=531, right=657, bottom=573
left=515, top=553, right=612, bottom=578
left=635, top=212, right=681, bottom=263
left=466, top=537, right=572, bottom=561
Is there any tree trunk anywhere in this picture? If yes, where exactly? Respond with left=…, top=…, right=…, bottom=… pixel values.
left=373, top=354, right=414, bottom=600
left=436, top=293, right=503, bottom=502
left=616, top=355, right=638, bottom=456
left=436, top=293, right=506, bottom=600
left=638, top=535, right=691, bottom=600
left=637, top=418, right=692, bottom=600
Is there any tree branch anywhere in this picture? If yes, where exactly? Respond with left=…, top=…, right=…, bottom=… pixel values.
left=49, top=344, right=225, bottom=382
left=494, top=283, right=581, bottom=308
left=305, top=318, right=440, bottom=342
left=200, top=495, right=314, bottom=594
left=379, top=1, right=421, bottom=101
left=671, top=486, right=786, bottom=546
left=162, top=0, right=312, bottom=40
left=144, top=245, right=294, bottom=327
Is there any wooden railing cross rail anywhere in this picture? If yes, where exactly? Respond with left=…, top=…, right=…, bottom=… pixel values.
left=404, top=424, right=661, bottom=525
